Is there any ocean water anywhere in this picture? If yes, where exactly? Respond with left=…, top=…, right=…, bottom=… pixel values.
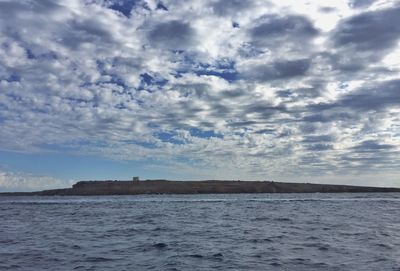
left=0, top=193, right=399, bottom=271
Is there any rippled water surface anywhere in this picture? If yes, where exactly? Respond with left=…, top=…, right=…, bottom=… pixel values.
left=1, top=193, right=400, bottom=270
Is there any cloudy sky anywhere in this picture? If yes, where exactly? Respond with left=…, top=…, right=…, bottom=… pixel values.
left=0, top=0, right=399, bottom=191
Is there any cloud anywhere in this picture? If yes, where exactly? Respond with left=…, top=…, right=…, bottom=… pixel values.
left=305, top=79, right=400, bottom=116
left=250, top=14, right=318, bottom=41
left=352, top=140, right=396, bottom=152
left=146, top=20, right=196, bottom=50
left=0, top=0, right=399, bottom=188
left=330, top=6, right=400, bottom=72
left=348, top=0, right=377, bottom=9
left=334, top=7, right=400, bottom=52
left=240, top=58, right=311, bottom=82
left=249, top=14, right=319, bottom=55
left=211, top=0, right=259, bottom=16
left=0, top=170, right=72, bottom=192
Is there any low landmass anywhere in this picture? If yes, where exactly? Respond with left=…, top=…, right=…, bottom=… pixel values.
left=1, top=180, right=400, bottom=196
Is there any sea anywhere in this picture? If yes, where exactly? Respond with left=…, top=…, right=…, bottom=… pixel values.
left=0, top=193, right=399, bottom=271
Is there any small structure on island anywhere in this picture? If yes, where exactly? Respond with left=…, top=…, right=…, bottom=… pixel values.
left=132, top=176, right=140, bottom=183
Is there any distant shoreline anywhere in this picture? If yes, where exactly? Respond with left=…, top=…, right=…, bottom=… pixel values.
left=1, top=180, right=400, bottom=196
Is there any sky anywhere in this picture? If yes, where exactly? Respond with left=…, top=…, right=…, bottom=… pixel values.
left=0, top=0, right=400, bottom=191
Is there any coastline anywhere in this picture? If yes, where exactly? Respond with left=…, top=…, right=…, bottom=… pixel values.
left=1, top=180, right=400, bottom=196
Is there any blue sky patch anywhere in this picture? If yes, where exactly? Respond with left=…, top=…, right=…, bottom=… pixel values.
left=193, top=61, right=238, bottom=82
left=107, top=0, right=142, bottom=17
left=189, top=128, right=223, bottom=139
left=155, top=131, right=186, bottom=145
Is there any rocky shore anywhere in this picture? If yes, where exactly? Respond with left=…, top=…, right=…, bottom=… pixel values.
left=2, top=180, right=400, bottom=196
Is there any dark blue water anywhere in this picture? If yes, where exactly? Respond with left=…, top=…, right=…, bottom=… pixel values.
left=1, top=193, right=399, bottom=271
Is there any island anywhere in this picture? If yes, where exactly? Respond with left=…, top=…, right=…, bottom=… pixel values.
left=2, top=179, right=400, bottom=196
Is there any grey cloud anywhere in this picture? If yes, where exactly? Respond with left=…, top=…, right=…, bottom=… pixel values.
left=254, top=128, right=275, bottom=134
left=212, top=0, right=258, bottom=16
left=245, top=103, right=286, bottom=114
left=147, top=20, right=195, bottom=50
left=0, top=1, right=116, bottom=53
left=336, top=79, right=400, bottom=111
left=297, top=155, right=324, bottom=165
left=333, top=7, right=400, bottom=53
left=0, top=0, right=61, bottom=16
left=209, top=103, right=231, bottom=116
left=324, top=7, right=400, bottom=74
left=338, top=140, right=400, bottom=172
left=220, top=89, right=246, bottom=98
left=319, top=7, right=337, bottom=13
left=326, top=52, right=367, bottom=72
left=61, top=19, right=115, bottom=50
left=276, top=87, right=320, bottom=100
left=302, top=135, right=336, bottom=143
left=242, top=59, right=311, bottom=82
left=226, top=120, right=259, bottom=128
left=251, top=15, right=317, bottom=38
left=302, top=134, right=336, bottom=152
left=305, top=143, right=333, bottom=151
left=250, top=14, right=318, bottom=51
left=298, top=123, right=318, bottom=134
left=172, top=82, right=209, bottom=98
left=339, top=154, right=399, bottom=167
left=238, top=42, right=266, bottom=58
left=352, top=140, right=396, bottom=152
left=304, top=79, right=400, bottom=122
left=70, top=20, right=113, bottom=40
left=348, top=0, right=377, bottom=9
left=301, top=112, right=354, bottom=123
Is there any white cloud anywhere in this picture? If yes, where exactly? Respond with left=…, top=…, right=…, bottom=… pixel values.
left=0, top=170, right=73, bottom=192
left=0, top=0, right=399, bottom=188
